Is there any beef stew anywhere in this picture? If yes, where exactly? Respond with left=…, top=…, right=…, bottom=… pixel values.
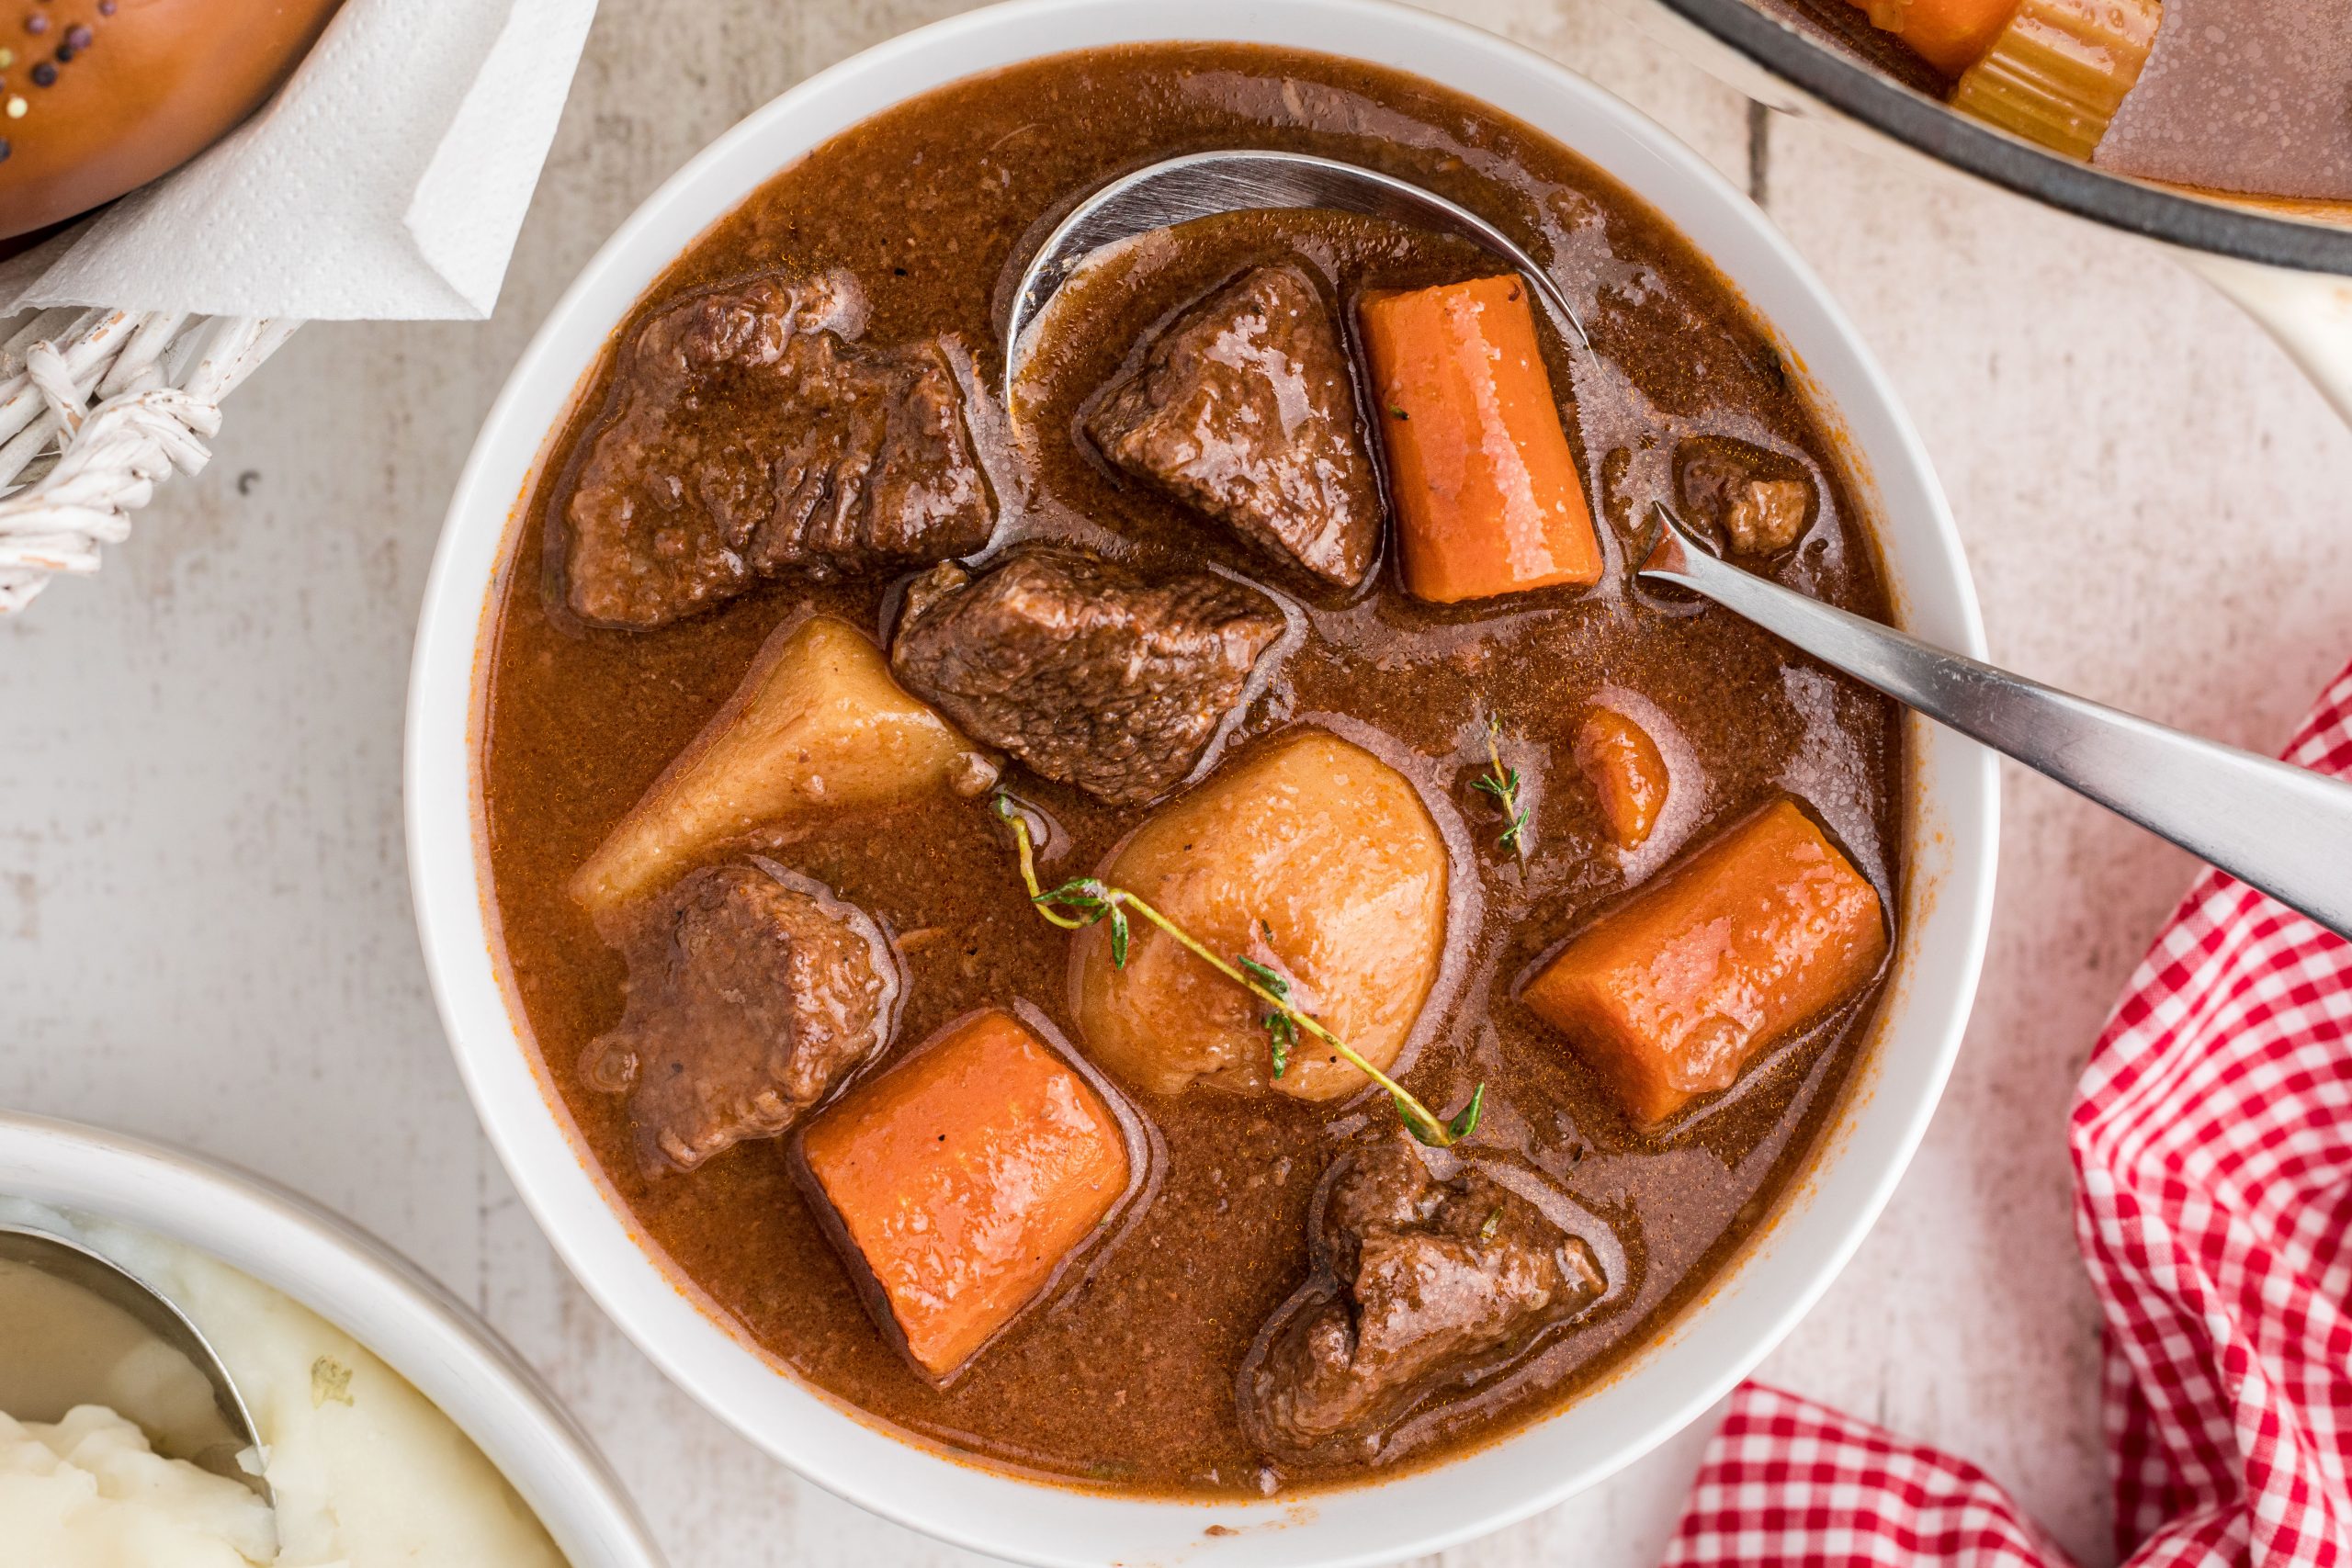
left=480, top=42, right=1906, bottom=1497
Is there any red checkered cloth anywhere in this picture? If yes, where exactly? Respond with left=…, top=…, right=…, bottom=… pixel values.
left=1668, top=660, right=2352, bottom=1568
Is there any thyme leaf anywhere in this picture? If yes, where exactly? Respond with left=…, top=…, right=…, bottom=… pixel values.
left=1447, top=1083, right=1487, bottom=1141
left=1237, top=954, right=1297, bottom=1077
left=1035, top=875, right=1110, bottom=915
left=1265, top=1012, right=1295, bottom=1077
left=1399, top=1079, right=1487, bottom=1148
left=1473, top=720, right=1529, bottom=860
left=990, top=792, right=1479, bottom=1145
left=1235, top=953, right=1289, bottom=998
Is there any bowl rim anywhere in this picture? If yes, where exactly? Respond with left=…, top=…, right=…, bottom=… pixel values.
left=0, top=1111, right=666, bottom=1568
left=404, top=2, right=1999, bottom=1562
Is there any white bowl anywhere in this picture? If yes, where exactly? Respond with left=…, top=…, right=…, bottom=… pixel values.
left=0, top=1112, right=664, bottom=1568
left=405, top=2, right=1998, bottom=1562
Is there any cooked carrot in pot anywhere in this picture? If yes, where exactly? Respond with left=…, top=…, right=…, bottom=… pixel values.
left=1573, top=706, right=1668, bottom=849
left=1521, top=796, right=1887, bottom=1127
left=1359, top=275, right=1600, bottom=604
left=1842, top=0, right=2021, bottom=77
left=797, top=1009, right=1131, bottom=1381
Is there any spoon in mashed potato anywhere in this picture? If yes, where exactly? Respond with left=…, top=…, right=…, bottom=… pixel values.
left=0, top=1222, right=268, bottom=1502
left=0, top=1206, right=571, bottom=1568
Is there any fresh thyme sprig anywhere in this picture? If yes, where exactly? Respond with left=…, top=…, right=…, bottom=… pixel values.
left=1472, top=719, right=1529, bottom=859
left=991, top=795, right=1482, bottom=1146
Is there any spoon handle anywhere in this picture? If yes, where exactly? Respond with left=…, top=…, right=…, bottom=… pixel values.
left=1640, top=508, right=2352, bottom=940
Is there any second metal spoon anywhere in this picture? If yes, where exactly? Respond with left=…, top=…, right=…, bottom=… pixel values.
left=1642, top=502, right=2352, bottom=939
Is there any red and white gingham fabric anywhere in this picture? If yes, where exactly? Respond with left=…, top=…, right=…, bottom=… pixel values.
left=1668, top=659, right=2352, bottom=1568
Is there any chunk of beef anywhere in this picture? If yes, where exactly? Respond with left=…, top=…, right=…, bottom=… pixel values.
left=1086, top=266, right=1382, bottom=588
left=1724, top=479, right=1810, bottom=555
left=1675, top=436, right=1815, bottom=557
left=888, top=545, right=1285, bottom=806
left=563, top=272, right=994, bottom=628
left=1238, top=1134, right=1604, bottom=1461
left=583, top=862, right=899, bottom=1175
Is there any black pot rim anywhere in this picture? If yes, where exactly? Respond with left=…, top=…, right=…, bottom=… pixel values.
left=1655, top=0, right=2352, bottom=276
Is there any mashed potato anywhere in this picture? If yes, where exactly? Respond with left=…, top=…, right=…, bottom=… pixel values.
left=0, top=1404, right=275, bottom=1567
left=0, top=1204, right=570, bottom=1568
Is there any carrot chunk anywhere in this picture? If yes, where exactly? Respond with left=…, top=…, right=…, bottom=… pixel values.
left=1359, top=276, right=1600, bottom=604
left=798, top=1010, right=1130, bottom=1380
left=1521, top=797, right=1887, bottom=1127
left=1844, top=0, right=2021, bottom=76
left=1572, top=706, right=1669, bottom=849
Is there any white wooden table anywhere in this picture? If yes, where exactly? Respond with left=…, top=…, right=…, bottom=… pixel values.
left=6, top=2, right=2349, bottom=1562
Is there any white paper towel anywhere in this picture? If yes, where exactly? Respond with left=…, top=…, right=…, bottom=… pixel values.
left=0, top=0, right=598, bottom=321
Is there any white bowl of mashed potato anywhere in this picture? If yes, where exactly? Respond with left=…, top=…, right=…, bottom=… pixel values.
left=0, top=1111, right=664, bottom=1568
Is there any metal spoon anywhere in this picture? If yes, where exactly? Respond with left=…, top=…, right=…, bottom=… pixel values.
left=1642, top=502, right=2352, bottom=939
left=1002, top=148, right=1589, bottom=403
left=0, top=1221, right=270, bottom=1503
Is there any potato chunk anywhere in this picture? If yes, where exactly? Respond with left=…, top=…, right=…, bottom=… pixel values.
left=1073, top=728, right=1448, bottom=1102
left=1521, top=796, right=1886, bottom=1127
left=797, top=1010, right=1131, bottom=1381
left=570, top=615, right=993, bottom=913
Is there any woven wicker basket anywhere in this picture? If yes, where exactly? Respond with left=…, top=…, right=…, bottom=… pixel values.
left=0, top=308, right=295, bottom=612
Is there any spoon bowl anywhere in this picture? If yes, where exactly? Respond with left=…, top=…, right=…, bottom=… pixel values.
left=1001, top=147, right=1589, bottom=404
left=0, top=1220, right=269, bottom=1503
